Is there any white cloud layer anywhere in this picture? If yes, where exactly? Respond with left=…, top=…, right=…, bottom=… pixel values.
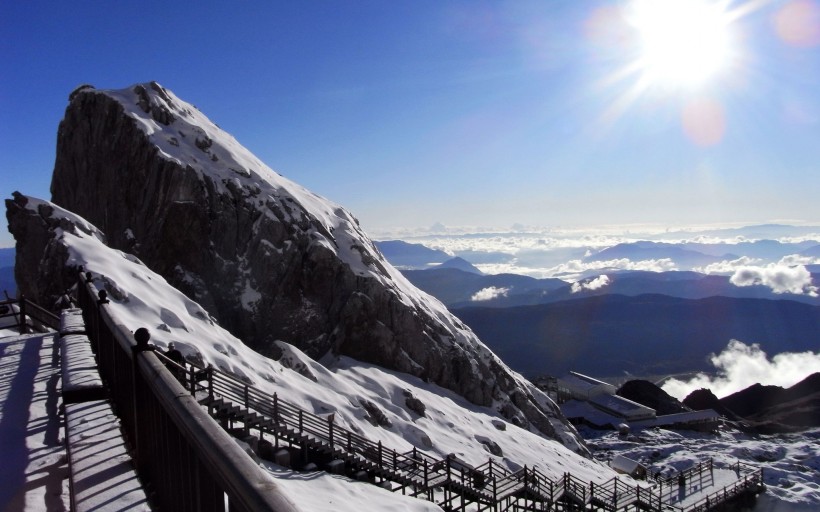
left=662, top=340, right=820, bottom=400
left=730, top=264, right=818, bottom=297
left=471, top=286, right=510, bottom=301
left=697, top=254, right=820, bottom=276
left=476, top=258, right=676, bottom=280
left=778, top=254, right=820, bottom=266
left=571, top=275, right=610, bottom=293
left=694, top=256, right=762, bottom=274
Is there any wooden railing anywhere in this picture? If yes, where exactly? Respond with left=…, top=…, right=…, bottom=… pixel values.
left=686, top=463, right=764, bottom=512
left=0, top=295, right=59, bottom=333
left=180, top=347, right=764, bottom=512
left=76, top=273, right=300, bottom=512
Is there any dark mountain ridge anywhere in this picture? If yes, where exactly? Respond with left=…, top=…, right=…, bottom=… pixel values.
left=684, top=374, right=820, bottom=432
left=374, top=240, right=451, bottom=268
left=401, top=267, right=565, bottom=306
left=402, top=266, right=819, bottom=308
left=616, top=380, right=689, bottom=416
left=453, top=294, right=820, bottom=378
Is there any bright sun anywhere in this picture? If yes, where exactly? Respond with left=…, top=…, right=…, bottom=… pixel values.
left=626, top=0, right=734, bottom=88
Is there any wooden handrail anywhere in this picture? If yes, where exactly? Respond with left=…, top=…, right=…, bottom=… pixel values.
left=77, top=275, right=301, bottom=512
left=0, top=295, right=59, bottom=334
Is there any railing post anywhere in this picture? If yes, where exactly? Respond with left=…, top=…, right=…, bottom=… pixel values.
left=131, top=327, right=153, bottom=478
left=613, top=477, right=618, bottom=506
left=207, top=366, right=214, bottom=404
left=424, top=459, right=429, bottom=499
left=328, top=415, right=334, bottom=449
left=273, top=393, right=279, bottom=423
left=378, top=440, right=383, bottom=467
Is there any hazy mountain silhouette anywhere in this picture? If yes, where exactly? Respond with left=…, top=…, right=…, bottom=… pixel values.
left=452, top=295, right=820, bottom=378
left=437, top=257, right=483, bottom=274
left=375, top=240, right=450, bottom=268
left=0, top=248, right=15, bottom=296
left=584, top=241, right=734, bottom=267
left=403, top=267, right=819, bottom=308
left=402, top=267, right=565, bottom=306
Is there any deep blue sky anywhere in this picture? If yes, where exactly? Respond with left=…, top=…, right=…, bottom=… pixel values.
left=2, top=0, right=819, bottom=247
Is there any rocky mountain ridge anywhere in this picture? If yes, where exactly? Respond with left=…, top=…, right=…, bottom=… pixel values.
left=10, top=82, right=585, bottom=452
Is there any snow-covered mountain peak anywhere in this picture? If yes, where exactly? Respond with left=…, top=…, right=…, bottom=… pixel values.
left=47, top=82, right=587, bottom=453
left=94, top=82, right=377, bottom=278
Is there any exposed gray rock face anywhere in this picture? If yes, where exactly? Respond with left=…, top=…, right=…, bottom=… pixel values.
left=5, top=192, right=89, bottom=306
left=403, top=389, right=427, bottom=418
left=44, top=82, right=587, bottom=453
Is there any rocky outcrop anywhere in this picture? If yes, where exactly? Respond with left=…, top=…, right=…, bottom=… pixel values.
left=719, top=373, right=820, bottom=433
left=683, top=388, right=742, bottom=422
left=42, top=82, right=586, bottom=453
left=5, top=193, right=92, bottom=307
left=616, top=380, right=689, bottom=416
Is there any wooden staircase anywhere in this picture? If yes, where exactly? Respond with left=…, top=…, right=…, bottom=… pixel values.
left=187, top=364, right=764, bottom=512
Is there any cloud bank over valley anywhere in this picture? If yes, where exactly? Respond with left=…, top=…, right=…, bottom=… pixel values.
left=381, top=224, right=820, bottom=292
left=662, top=340, right=820, bottom=400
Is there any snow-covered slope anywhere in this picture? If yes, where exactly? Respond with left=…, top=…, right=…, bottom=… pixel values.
left=46, top=82, right=584, bottom=450
left=586, top=425, right=820, bottom=510
left=8, top=194, right=614, bottom=490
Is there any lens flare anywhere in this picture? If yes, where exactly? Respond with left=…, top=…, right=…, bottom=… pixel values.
left=682, top=97, right=726, bottom=146
left=774, top=0, right=820, bottom=47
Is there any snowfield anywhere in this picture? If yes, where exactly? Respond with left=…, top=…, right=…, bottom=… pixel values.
left=584, top=425, right=820, bottom=510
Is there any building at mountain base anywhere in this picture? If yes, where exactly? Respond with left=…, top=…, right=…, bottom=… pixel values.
left=551, top=372, right=720, bottom=431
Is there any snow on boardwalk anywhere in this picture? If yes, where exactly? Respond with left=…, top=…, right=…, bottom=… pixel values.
left=64, top=400, right=150, bottom=511
left=0, top=331, right=69, bottom=511
left=657, top=466, right=747, bottom=509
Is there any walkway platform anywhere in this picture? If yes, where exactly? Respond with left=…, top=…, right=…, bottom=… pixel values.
left=65, top=399, right=150, bottom=511
left=1, top=326, right=152, bottom=511
left=0, top=331, right=69, bottom=511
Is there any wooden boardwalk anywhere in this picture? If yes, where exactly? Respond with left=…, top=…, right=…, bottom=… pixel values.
left=172, top=355, right=765, bottom=512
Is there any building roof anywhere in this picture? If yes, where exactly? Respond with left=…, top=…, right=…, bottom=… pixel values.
left=560, top=371, right=616, bottom=394
left=611, top=455, right=644, bottom=475
left=590, top=394, right=655, bottom=417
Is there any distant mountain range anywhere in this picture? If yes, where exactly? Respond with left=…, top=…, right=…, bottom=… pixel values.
left=401, top=266, right=820, bottom=307
left=375, top=240, right=451, bottom=268
left=585, top=240, right=819, bottom=265
left=452, top=295, right=820, bottom=378
left=378, top=238, right=820, bottom=379
left=0, top=248, right=15, bottom=296
left=584, top=242, right=735, bottom=268
left=401, top=267, right=565, bottom=306
left=376, top=238, right=820, bottom=282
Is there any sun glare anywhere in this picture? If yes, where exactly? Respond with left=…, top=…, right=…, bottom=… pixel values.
left=626, top=0, right=734, bottom=88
